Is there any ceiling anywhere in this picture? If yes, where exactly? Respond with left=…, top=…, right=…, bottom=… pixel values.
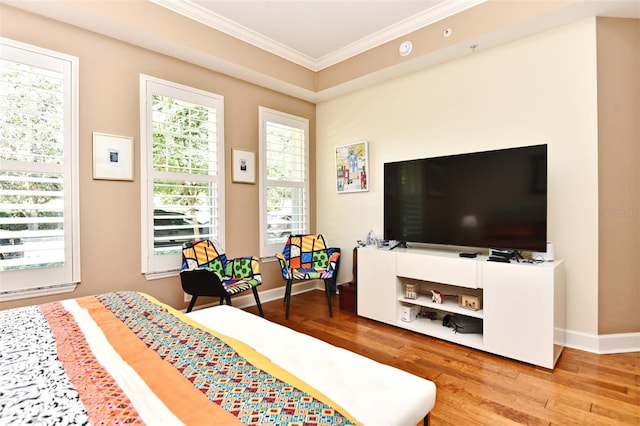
left=151, top=0, right=639, bottom=73
left=5, top=0, right=639, bottom=102
left=150, top=0, right=485, bottom=71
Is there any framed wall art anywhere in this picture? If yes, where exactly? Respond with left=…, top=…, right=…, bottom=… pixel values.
left=92, top=132, right=134, bottom=181
left=335, top=141, right=369, bottom=193
left=232, top=149, right=255, bottom=184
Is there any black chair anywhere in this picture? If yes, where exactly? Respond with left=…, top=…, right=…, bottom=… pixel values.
left=180, top=240, right=263, bottom=316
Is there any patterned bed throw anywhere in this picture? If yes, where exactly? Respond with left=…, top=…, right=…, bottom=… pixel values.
left=0, top=291, right=356, bottom=425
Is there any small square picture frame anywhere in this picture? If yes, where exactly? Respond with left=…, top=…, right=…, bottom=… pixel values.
left=92, top=132, right=134, bottom=181
left=232, top=149, right=255, bottom=184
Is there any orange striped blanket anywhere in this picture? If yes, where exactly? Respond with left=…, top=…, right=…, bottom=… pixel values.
left=0, top=291, right=357, bottom=425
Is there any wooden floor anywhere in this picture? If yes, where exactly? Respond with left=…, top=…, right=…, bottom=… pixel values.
left=242, top=290, right=640, bottom=426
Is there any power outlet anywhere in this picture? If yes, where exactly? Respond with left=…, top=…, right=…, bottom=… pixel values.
left=184, top=293, right=192, bottom=303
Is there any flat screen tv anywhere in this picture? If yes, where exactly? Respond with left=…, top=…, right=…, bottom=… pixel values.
left=384, top=144, right=547, bottom=252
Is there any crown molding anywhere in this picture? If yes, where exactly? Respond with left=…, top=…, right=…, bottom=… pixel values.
left=150, top=0, right=487, bottom=71
left=6, top=0, right=637, bottom=103
left=149, top=0, right=317, bottom=68
left=314, top=0, right=486, bottom=70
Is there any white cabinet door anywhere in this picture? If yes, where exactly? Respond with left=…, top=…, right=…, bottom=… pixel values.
left=396, top=251, right=479, bottom=288
left=357, top=247, right=397, bottom=324
left=483, top=260, right=564, bottom=368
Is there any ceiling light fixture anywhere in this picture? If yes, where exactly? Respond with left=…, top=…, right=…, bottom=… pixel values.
left=398, top=41, right=413, bottom=57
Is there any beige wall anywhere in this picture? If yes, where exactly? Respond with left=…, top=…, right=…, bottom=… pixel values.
left=317, top=18, right=603, bottom=335
left=596, top=18, right=640, bottom=335
left=0, top=6, right=315, bottom=310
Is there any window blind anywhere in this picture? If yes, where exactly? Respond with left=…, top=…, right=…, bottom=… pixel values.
left=259, top=107, right=309, bottom=257
left=0, top=38, right=79, bottom=298
left=140, top=75, right=224, bottom=275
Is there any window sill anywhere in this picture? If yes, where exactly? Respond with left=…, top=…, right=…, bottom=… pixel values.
left=144, top=269, right=180, bottom=281
left=0, top=282, right=77, bottom=302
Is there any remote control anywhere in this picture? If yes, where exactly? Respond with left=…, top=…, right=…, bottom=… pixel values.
left=459, top=252, right=478, bottom=258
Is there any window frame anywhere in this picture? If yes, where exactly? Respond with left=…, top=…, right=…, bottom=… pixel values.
left=0, top=37, right=80, bottom=301
left=258, top=106, right=310, bottom=258
left=139, top=74, right=225, bottom=277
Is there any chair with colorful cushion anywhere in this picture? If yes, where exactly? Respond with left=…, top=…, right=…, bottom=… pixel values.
left=180, top=240, right=264, bottom=316
left=276, top=234, right=341, bottom=319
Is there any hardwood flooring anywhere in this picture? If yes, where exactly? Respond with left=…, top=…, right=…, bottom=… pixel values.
left=241, top=290, right=640, bottom=425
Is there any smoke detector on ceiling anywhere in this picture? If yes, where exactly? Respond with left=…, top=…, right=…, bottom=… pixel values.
left=399, top=41, right=413, bottom=57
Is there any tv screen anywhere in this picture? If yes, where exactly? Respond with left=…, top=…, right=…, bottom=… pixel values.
left=384, top=144, right=547, bottom=251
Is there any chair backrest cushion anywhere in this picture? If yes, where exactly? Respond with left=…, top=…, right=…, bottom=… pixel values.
left=225, top=256, right=260, bottom=280
left=181, top=240, right=227, bottom=277
left=284, top=234, right=330, bottom=269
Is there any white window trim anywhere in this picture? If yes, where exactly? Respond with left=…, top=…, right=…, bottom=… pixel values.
left=0, top=37, right=80, bottom=301
left=258, top=106, right=310, bottom=258
left=139, top=74, right=225, bottom=278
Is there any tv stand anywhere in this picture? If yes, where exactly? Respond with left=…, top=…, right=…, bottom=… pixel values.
left=357, top=246, right=565, bottom=369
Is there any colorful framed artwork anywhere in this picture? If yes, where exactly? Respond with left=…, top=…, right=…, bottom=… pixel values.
left=335, top=141, right=369, bottom=193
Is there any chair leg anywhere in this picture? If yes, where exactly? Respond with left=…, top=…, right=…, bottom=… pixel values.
left=186, top=295, right=198, bottom=313
left=252, top=287, right=264, bottom=317
left=324, top=279, right=333, bottom=317
left=218, top=297, right=225, bottom=305
left=285, top=279, right=293, bottom=319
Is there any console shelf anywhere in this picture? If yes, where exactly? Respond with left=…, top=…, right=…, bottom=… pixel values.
left=398, top=294, right=484, bottom=319
left=397, top=318, right=485, bottom=349
left=357, top=246, right=565, bottom=369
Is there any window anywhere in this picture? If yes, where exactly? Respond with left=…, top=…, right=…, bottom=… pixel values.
left=259, top=107, right=309, bottom=258
left=0, top=38, right=80, bottom=300
left=140, top=75, right=224, bottom=276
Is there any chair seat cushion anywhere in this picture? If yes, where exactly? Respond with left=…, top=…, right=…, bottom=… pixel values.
left=288, top=268, right=333, bottom=280
left=223, top=278, right=260, bottom=295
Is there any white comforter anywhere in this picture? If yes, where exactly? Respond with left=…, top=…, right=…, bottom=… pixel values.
left=188, top=305, right=437, bottom=425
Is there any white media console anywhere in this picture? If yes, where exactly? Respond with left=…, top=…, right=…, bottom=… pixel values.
left=357, top=246, right=565, bottom=369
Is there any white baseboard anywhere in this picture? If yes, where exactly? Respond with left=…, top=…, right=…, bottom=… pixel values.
left=564, top=329, right=640, bottom=354
left=186, top=280, right=321, bottom=312
left=233, top=280, right=320, bottom=308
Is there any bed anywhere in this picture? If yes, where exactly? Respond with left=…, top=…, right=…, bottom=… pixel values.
left=0, top=291, right=436, bottom=425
